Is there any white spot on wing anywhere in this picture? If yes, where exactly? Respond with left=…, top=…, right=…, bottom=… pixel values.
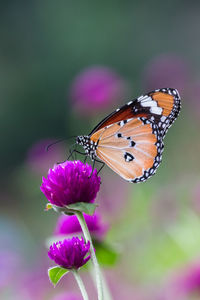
left=141, top=100, right=157, bottom=107
left=138, top=95, right=145, bottom=101
left=139, top=96, right=152, bottom=103
left=161, top=116, right=166, bottom=122
left=150, top=106, right=162, bottom=115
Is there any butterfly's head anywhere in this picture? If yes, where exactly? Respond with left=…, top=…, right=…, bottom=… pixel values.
left=76, top=135, right=85, bottom=146
left=76, top=135, right=91, bottom=147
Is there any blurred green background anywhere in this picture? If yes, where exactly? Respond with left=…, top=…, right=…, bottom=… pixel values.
left=1, top=1, right=200, bottom=299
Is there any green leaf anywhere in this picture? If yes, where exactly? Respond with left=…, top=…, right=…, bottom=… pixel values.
left=66, top=202, right=98, bottom=215
left=48, top=266, right=69, bottom=287
left=94, top=240, right=119, bottom=266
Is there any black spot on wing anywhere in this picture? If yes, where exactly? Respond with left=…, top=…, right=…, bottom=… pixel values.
left=124, top=152, right=134, bottom=162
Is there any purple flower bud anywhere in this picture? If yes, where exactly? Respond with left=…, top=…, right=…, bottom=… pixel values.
left=40, top=160, right=101, bottom=207
left=54, top=213, right=108, bottom=240
left=70, top=66, right=127, bottom=114
left=48, top=237, right=91, bottom=270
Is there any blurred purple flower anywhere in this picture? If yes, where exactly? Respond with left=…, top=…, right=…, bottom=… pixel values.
left=48, top=237, right=91, bottom=269
left=70, top=66, right=127, bottom=114
left=52, top=293, right=82, bottom=300
left=54, top=213, right=108, bottom=240
left=160, top=261, right=200, bottom=300
left=26, top=139, right=64, bottom=175
left=40, top=160, right=101, bottom=207
left=142, top=54, right=189, bottom=94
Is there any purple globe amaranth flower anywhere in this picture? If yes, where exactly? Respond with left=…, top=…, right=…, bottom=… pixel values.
left=48, top=237, right=91, bottom=270
left=40, top=160, right=101, bottom=207
left=70, top=65, right=127, bottom=114
left=54, top=213, right=108, bottom=240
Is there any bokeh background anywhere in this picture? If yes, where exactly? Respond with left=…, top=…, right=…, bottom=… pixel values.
left=1, top=1, right=200, bottom=299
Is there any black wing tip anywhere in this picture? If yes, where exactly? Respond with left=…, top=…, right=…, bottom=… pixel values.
left=153, top=87, right=181, bottom=99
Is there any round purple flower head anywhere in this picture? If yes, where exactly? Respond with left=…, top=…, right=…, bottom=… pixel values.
left=48, top=237, right=90, bottom=270
left=54, top=213, right=108, bottom=240
left=40, top=160, right=101, bottom=207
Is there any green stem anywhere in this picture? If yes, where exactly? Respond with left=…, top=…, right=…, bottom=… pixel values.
left=90, top=267, right=113, bottom=300
left=72, top=269, right=89, bottom=300
left=76, top=211, right=104, bottom=300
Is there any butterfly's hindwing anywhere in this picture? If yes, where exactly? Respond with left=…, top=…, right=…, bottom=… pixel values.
left=93, top=118, right=164, bottom=183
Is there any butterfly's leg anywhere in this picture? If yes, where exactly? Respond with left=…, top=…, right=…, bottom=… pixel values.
left=57, top=148, right=85, bottom=164
left=67, top=148, right=75, bottom=161
left=71, top=149, right=88, bottom=162
left=88, top=159, right=96, bottom=178
left=94, top=159, right=105, bottom=175
left=57, top=149, right=75, bottom=164
left=73, top=150, right=87, bottom=156
left=84, top=156, right=88, bottom=164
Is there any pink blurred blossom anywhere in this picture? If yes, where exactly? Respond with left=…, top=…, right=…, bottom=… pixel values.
left=142, top=54, right=189, bottom=94
left=160, top=261, right=200, bottom=300
left=26, top=138, right=65, bottom=175
left=70, top=66, right=127, bottom=114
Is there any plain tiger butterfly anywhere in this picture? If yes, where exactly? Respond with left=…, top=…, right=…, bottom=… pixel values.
left=76, top=88, right=181, bottom=183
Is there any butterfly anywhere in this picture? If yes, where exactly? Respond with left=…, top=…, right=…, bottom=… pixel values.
left=76, top=88, right=181, bottom=183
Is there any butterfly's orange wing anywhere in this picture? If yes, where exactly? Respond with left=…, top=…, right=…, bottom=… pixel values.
left=77, top=88, right=181, bottom=183
left=90, top=118, right=163, bottom=183
left=89, top=88, right=181, bottom=139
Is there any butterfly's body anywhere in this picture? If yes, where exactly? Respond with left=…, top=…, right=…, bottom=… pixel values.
left=76, top=135, right=97, bottom=161
left=76, top=88, right=181, bottom=183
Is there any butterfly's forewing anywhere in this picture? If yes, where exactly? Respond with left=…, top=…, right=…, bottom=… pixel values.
left=137, top=88, right=181, bottom=136
left=91, top=118, right=163, bottom=182
left=89, top=88, right=181, bottom=139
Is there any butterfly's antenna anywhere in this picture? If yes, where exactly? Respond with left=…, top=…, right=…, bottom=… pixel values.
left=46, top=136, right=77, bottom=152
